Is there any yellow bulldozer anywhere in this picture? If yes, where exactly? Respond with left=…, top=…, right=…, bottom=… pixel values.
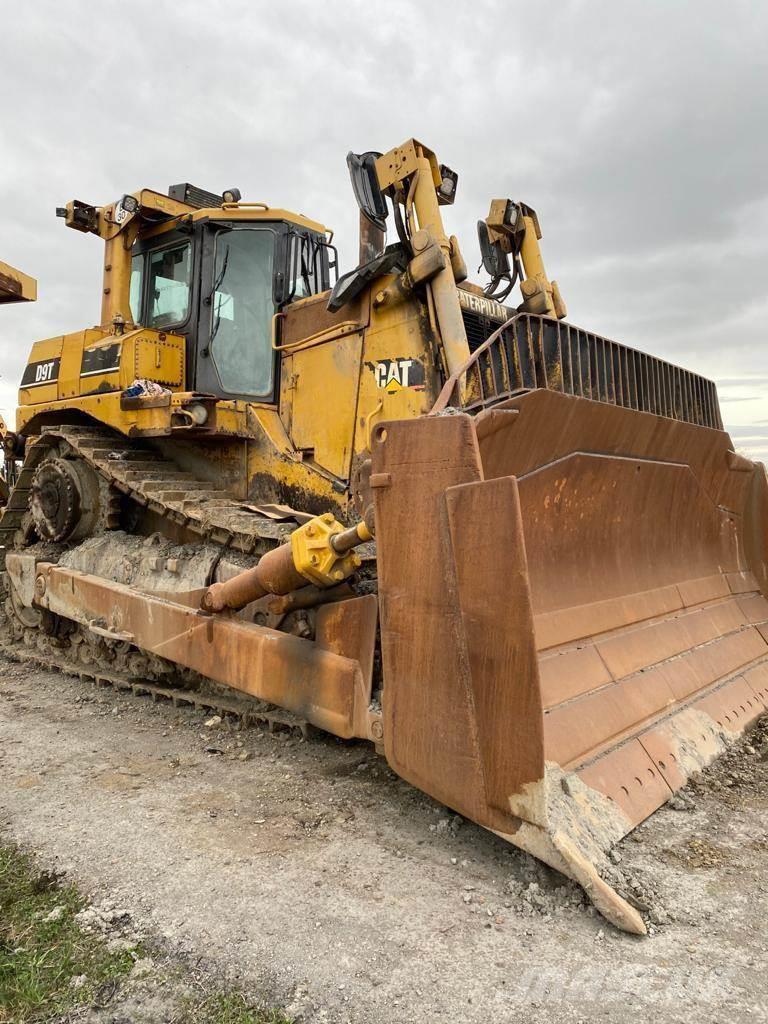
left=0, top=259, right=36, bottom=503
left=2, top=139, right=767, bottom=934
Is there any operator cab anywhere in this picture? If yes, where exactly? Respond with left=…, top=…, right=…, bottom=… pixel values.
left=127, top=184, right=335, bottom=403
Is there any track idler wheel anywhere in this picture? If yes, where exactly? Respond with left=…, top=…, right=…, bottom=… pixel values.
left=5, top=578, right=40, bottom=633
left=29, top=457, right=101, bottom=542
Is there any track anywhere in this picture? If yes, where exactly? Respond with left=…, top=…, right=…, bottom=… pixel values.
left=0, top=423, right=320, bottom=735
left=0, top=424, right=292, bottom=569
left=0, top=596, right=313, bottom=737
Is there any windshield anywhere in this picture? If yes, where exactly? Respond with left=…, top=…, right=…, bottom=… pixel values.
left=210, top=228, right=275, bottom=398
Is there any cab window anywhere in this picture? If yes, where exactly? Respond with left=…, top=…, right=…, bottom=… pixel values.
left=129, top=253, right=143, bottom=323
left=291, top=233, right=318, bottom=299
left=210, top=228, right=275, bottom=398
left=147, top=243, right=191, bottom=328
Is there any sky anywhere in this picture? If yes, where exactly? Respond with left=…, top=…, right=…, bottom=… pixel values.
left=1, top=0, right=766, bottom=457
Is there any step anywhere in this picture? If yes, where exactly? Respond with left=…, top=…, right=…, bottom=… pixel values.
left=89, top=449, right=163, bottom=463
left=139, top=479, right=214, bottom=494
left=120, top=468, right=194, bottom=481
left=178, top=496, right=233, bottom=509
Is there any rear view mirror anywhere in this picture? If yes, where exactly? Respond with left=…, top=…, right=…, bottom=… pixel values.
left=327, top=243, right=407, bottom=312
left=347, top=151, right=388, bottom=232
left=477, top=220, right=510, bottom=279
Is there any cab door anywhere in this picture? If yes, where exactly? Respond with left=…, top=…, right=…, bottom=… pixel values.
left=195, top=225, right=279, bottom=402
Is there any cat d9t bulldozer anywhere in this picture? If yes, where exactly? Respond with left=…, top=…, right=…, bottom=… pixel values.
left=3, top=139, right=768, bottom=934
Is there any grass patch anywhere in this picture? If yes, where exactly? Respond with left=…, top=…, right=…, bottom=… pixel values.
left=177, top=991, right=292, bottom=1024
left=0, top=841, right=292, bottom=1024
left=0, top=842, right=137, bottom=1023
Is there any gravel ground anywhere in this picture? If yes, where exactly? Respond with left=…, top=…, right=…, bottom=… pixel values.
left=1, top=652, right=766, bottom=1023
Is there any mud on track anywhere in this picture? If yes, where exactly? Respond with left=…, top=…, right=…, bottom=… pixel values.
left=1, top=653, right=766, bottom=1023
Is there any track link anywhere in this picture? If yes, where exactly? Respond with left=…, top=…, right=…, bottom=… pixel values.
left=0, top=425, right=292, bottom=567
left=0, top=639, right=312, bottom=738
left=0, top=424, right=318, bottom=735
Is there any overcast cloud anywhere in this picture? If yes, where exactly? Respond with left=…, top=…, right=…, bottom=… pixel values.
left=1, top=0, right=766, bottom=454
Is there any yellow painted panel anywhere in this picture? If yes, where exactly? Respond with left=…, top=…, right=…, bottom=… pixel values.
left=286, top=333, right=363, bottom=480
left=68, top=329, right=114, bottom=398
left=131, top=333, right=184, bottom=387
left=352, top=297, right=441, bottom=454
left=16, top=392, right=170, bottom=436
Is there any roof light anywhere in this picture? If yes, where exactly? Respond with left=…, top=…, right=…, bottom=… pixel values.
left=437, top=164, right=458, bottom=205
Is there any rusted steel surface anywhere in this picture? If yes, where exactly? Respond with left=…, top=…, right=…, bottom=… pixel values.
left=477, top=389, right=749, bottom=512
left=34, top=563, right=371, bottom=739
left=0, top=270, right=22, bottom=301
left=315, top=594, right=379, bottom=739
left=0, top=260, right=37, bottom=304
left=473, top=389, right=768, bottom=829
left=370, top=415, right=543, bottom=831
left=371, top=399, right=768, bottom=933
left=202, top=543, right=303, bottom=611
left=371, top=413, right=523, bottom=825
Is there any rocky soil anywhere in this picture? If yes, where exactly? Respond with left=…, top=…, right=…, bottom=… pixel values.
left=1, top=653, right=766, bottom=1023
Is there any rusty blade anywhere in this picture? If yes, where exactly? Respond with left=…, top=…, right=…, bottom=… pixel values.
left=371, top=394, right=768, bottom=934
left=371, top=413, right=645, bottom=933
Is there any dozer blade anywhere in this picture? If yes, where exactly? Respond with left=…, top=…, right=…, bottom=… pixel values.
left=370, top=394, right=768, bottom=934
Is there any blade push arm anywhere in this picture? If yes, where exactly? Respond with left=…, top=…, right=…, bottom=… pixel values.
left=343, top=139, right=472, bottom=392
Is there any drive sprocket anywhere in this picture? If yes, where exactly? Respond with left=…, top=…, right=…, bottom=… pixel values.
left=28, top=449, right=118, bottom=543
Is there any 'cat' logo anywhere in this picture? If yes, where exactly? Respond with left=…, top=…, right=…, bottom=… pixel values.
left=372, top=358, right=425, bottom=394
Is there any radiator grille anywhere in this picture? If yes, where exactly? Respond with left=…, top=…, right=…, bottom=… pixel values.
left=462, top=309, right=500, bottom=353
left=456, top=312, right=723, bottom=430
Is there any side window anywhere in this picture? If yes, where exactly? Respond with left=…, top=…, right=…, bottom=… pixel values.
left=210, top=229, right=275, bottom=398
left=292, top=234, right=313, bottom=299
left=148, top=243, right=191, bottom=328
left=289, top=231, right=326, bottom=300
left=129, top=253, right=144, bottom=323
